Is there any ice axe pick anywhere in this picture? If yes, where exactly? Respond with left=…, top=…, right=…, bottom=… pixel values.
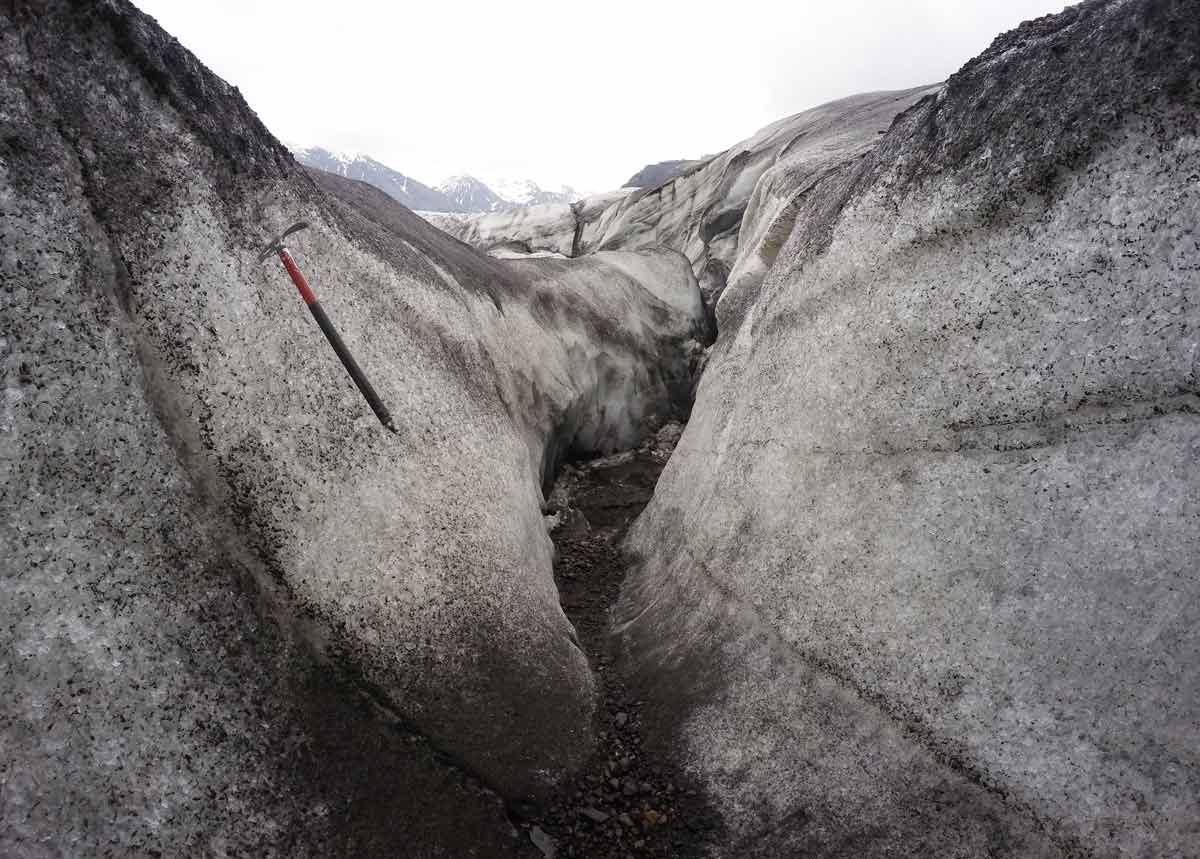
left=258, top=221, right=398, bottom=434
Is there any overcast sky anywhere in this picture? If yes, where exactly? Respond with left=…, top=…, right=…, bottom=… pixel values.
left=133, top=0, right=1069, bottom=192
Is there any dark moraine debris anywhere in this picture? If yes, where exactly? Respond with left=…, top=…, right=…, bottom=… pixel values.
left=517, top=424, right=726, bottom=858
left=622, top=159, right=707, bottom=191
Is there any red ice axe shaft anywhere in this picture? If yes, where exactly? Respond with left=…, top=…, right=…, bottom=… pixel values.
left=259, top=221, right=398, bottom=434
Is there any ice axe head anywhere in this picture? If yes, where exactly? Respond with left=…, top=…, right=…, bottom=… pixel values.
left=257, top=220, right=310, bottom=263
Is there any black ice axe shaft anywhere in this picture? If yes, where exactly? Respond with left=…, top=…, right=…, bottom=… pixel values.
left=258, top=221, right=398, bottom=434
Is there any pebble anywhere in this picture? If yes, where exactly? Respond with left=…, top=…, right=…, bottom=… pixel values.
left=580, top=807, right=609, bottom=823
left=614, top=711, right=628, bottom=727
left=529, top=826, right=557, bottom=859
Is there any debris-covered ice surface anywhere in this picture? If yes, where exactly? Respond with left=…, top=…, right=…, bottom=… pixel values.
left=617, top=1, right=1200, bottom=855
left=0, top=2, right=705, bottom=854
left=4, top=0, right=1200, bottom=856
left=428, top=89, right=934, bottom=314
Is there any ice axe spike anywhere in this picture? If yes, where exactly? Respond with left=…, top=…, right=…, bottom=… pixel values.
left=258, top=221, right=398, bottom=434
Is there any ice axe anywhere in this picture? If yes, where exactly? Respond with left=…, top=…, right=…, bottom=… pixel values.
left=258, top=221, right=398, bottom=434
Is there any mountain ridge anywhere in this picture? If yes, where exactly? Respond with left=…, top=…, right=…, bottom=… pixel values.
left=292, top=145, right=462, bottom=213
left=291, top=146, right=587, bottom=214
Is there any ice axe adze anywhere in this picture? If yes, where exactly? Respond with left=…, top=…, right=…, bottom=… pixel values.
left=258, top=221, right=398, bottom=434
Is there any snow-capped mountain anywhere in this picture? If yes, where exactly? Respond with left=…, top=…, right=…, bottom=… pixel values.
left=439, top=175, right=588, bottom=213
left=291, top=146, right=463, bottom=213
left=437, top=175, right=506, bottom=213
left=290, top=146, right=590, bottom=215
left=477, top=176, right=587, bottom=209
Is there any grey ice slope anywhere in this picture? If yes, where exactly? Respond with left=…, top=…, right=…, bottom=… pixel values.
left=618, top=1, right=1200, bottom=856
left=0, top=1, right=706, bottom=854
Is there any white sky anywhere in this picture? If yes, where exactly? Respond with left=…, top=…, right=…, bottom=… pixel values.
left=132, top=0, right=1069, bottom=192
